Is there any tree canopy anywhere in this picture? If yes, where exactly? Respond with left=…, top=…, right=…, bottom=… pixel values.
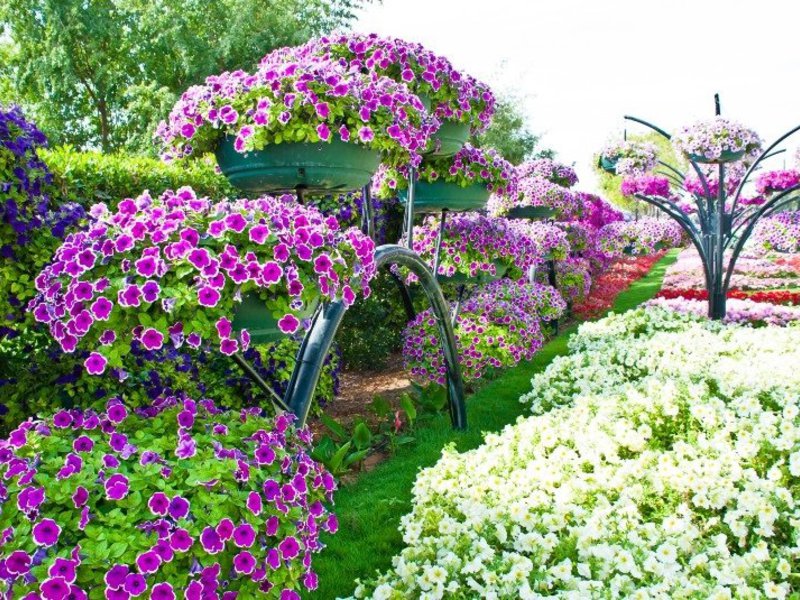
left=473, top=93, right=552, bottom=164
left=0, top=0, right=368, bottom=153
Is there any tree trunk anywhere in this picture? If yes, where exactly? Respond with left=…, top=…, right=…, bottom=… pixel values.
left=98, top=98, right=111, bottom=152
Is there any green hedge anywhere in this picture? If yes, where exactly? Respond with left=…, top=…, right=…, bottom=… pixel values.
left=41, top=146, right=236, bottom=209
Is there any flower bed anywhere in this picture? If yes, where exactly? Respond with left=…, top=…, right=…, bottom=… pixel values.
left=645, top=296, right=800, bottom=326
left=0, top=394, right=337, bottom=598
left=572, top=251, right=667, bottom=319
left=655, top=287, right=800, bottom=306
left=30, top=188, right=376, bottom=374
left=402, top=280, right=564, bottom=383
left=354, top=307, right=800, bottom=598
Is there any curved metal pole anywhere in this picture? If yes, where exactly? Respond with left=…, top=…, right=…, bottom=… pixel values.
left=385, top=267, right=417, bottom=322
left=657, top=160, right=685, bottom=181
left=634, top=193, right=704, bottom=249
left=360, top=184, right=375, bottom=240
left=624, top=115, right=714, bottom=216
left=285, top=244, right=467, bottom=429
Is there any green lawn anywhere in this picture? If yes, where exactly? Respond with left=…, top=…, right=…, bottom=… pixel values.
left=310, top=249, right=679, bottom=599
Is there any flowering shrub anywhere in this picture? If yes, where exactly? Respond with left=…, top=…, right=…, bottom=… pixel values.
left=620, top=173, right=671, bottom=197
left=157, top=58, right=429, bottom=166
left=599, top=139, right=658, bottom=176
left=0, top=394, right=337, bottom=598
left=30, top=188, right=376, bottom=374
left=355, top=307, right=800, bottom=598
left=752, top=212, right=800, bottom=253
left=374, top=143, right=516, bottom=198
left=404, top=212, right=542, bottom=282
left=755, top=169, right=800, bottom=195
left=488, top=176, right=581, bottom=219
left=402, top=280, right=563, bottom=383
left=262, top=33, right=495, bottom=135
left=515, top=158, right=578, bottom=188
left=672, top=117, right=762, bottom=162
left=573, top=252, right=667, bottom=319
left=1, top=106, right=84, bottom=338
left=597, top=218, right=683, bottom=257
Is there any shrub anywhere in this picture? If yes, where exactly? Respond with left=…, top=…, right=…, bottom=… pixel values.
left=0, top=394, right=337, bottom=598
left=42, top=146, right=235, bottom=211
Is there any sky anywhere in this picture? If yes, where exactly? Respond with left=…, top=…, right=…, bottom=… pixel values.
left=355, top=0, right=800, bottom=194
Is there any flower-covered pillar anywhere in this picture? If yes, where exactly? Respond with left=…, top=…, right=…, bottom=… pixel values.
left=619, top=111, right=800, bottom=320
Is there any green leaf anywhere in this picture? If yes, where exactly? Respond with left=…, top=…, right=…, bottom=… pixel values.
left=352, top=422, right=372, bottom=451
left=320, top=413, right=347, bottom=441
left=399, top=394, right=417, bottom=422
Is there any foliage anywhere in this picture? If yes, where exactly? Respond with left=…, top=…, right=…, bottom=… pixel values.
left=0, top=106, right=84, bottom=338
left=158, top=60, right=429, bottom=167
left=356, top=307, right=800, bottom=598
left=0, top=395, right=337, bottom=598
left=42, top=146, right=235, bottom=211
left=31, top=188, right=377, bottom=374
left=337, top=272, right=409, bottom=371
left=549, top=256, right=592, bottom=303
left=0, top=0, right=367, bottom=153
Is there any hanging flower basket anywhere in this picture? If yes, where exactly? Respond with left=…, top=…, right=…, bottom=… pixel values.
left=215, top=137, right=381, bottom=195
left=437, top=260, right=507, bottom=285
left=599, top=155, right=619, bottom=173
left=232, top=293, right=320, bottom=344
left=426, top=120, right=471, bottom=158
left=30, top=189, right=377, bottom=374
left=398, top=179, right=489, bottom=213
left=673, top=117, right=762, bottom=164
left=157, top=59, right=429, bottom=188
left=375, top=143, right=515, bottom=213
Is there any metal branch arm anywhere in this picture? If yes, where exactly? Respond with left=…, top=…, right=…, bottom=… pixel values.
left=283, top=244, right=467, bottom=429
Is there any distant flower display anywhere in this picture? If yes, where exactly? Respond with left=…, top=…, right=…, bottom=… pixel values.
left=620, top=174, right=671, bottom=197
left=752, top=211, right=800, bottom=253
left=755, top=169, right=800, bottom=195
left=598, top=218, right=684, bottom=257
left=515, top=158, right=578, bottom=188
left=599, top=139, right=659, bottom=176
left=30, top=188, right=376, bottom=373
left=488, top=176, right=582, bottom=219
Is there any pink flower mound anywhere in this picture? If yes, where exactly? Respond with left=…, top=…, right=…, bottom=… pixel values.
left=0, top=395, right=337, bottom=597
left=403, top=280, right=565, bottom=383
left=755, top=170, right=800, bottom=195
left=30, top=187, right=377, bottom=373
left=620, top=174, right=671, bottom=198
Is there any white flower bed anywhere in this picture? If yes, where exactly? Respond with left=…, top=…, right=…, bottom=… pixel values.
left=351, top=307, right=800, bottom=599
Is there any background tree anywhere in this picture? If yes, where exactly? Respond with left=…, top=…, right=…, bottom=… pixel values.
left=0, top=0, right=369, bottom=153
left=473, top=91, right=552, bottom=164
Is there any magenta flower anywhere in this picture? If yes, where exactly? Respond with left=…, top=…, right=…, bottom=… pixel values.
left=90, top=297, right=114, bottom=321
left=277, top=314, right=300, bottom=334
left=6, top=550, right=31, bottom=575
left=233, top=551, right=256, bottom=575
left=200, top=527, right=224, bottom=554
left=72, top=435, right=94, bottom=453
left=249, top=224, right=270, bottom=244
left=135, top=550, right=162, bottom=575
left=197, top=286, right=221, bottom=307
left=84, top=352, right=107, bottom=375
left=32, top=518, right=61, bottom=547
left=278, top=536, right=300, bottom=560
left=140, top=328, right=165, bottom=351
left=232, top=523, right=256, bottom=548
left=150, top=582, right=175, bottom=600
left=316, top=122, right=331, bottom=141
left=246, top=491, right=263, bottom=515
left=123, top=573, right=147, bottom=596
left=104, top=474, right=130, bottom=501
left=148, top=492, right=170, bottom=516
left=169, top=528, right=193, bottom=552
left=168, top=496, right=190, bottom=519
left=72, top=486, right=89, bottom=508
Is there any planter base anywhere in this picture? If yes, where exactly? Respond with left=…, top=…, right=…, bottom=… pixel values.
left=399, top=180, right=489, bottom=214
left=232, top=293, right=319, bottom=344
left=506, top=206, right=557, bottom=220
left=216, top=138, right=381, bottom=195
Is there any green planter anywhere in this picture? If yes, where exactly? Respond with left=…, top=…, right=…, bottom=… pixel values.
left=425, top=120, right=470, bottom=158
left=215, top=137, right=381, bottom=195
left=686, top=149, right=745, bottom=164
left=437, top=261, right=508, bottom=286
left=506, top=206, right=557, bottom=220
left=399, top=180, right=489, bottom=214
left=232, top=293, right=320, bottom=344
left=599, top=155, right=618, bottom=174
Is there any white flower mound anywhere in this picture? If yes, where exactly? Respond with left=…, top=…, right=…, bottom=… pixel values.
left=351, top=308, right=800, bottom=600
